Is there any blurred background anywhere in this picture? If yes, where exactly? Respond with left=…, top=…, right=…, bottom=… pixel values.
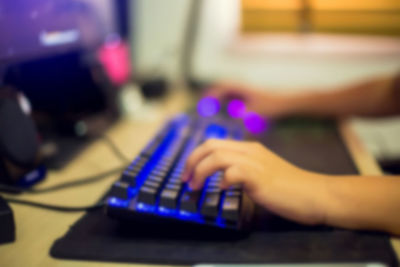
left=132, top=0, right=400, bottom=171
left=1, top=0, right=400, bottom=171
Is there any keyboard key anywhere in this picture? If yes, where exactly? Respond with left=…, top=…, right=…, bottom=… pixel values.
left=165, top=183, right=181, bottom=191
left=152, top=169, right=168, bottom=177
left=109, top=181, right=130, bottom=199
left=168, top=177, right=182, bottom=184
left=132, top=159, right=147, bottom=168
left=225, top=190, right=241, bottom=197
left=144, top=180, right=161, bottom=189
left=138, top=186, right=158, bottom=205
left=180, top=190, right=201, bottom=213
left=126, top=165, right=142, bottom=173
left=201, top=193, right=221, bottom=218
left=147, top=174, right=164, bottom=183
left=159, top=189, right=179, bottom=209
left=207, top=180, right=221, bottom=188
left=120, top=171, right=138, bottom=187
left=222, top=196, right=240, bottom=222
left=156, top=165, right=169, bottom=172
left=205, top=187, right=222, bottom=194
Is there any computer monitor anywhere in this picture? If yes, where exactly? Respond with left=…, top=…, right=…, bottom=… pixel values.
left=0, top=0, right=118, bottom=64
left=0, top=0, right=130, bottom=168
left=0, top=0, right=134, bottom=114
left=0, top=0, right=128, bottom=114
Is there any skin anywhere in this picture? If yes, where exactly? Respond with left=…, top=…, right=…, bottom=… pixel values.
left=182, top=75, right=400, bottom=235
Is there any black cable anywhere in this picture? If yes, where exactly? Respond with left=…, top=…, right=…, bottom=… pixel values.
left=100, top=135, right=130, bottom=163
left=0, top=133, right=131, bottom=194
left=3, top=197, right=105, bottom=212
left=0, top=166, right=124, bottom=194
left=0, top=133, right=130, bottom=212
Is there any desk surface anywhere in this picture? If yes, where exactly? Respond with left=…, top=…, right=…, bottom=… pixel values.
left=0, top=89, right=399, bottom=267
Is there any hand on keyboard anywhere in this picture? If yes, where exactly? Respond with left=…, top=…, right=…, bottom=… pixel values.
left=107, top=114, right=253, bottom=230
left=207, top=82, right=291, bottom=119
left=182, top=138, right=327, bottom=226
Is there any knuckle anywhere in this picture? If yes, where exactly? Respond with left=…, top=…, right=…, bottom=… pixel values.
left=212, top=151, right=226, bottom=163
left=224, top=166, right=241, bottom=183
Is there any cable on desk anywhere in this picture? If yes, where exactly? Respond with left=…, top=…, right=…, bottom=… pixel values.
left=0, top=134, right=130, bottom=194
left=3, top=197, right=105, bottom=212
left=100, top=135, right=130, bottom=164
left=0, top=166, right=124, bottom=194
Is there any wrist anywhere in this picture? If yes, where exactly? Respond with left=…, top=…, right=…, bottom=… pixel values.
left=296, top=169, right=330, bottom=225
left=267, top=92, right=310, bottom=118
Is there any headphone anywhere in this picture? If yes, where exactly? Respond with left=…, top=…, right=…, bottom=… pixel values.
left=0, top=87, right=45, bottom=190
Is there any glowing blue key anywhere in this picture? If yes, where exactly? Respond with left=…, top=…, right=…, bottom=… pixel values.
left=108, top=197, right=129, bottom=208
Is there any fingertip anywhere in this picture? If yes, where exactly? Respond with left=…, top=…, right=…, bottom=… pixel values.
left=188, top=181, right=201, bottom=191
left=181, top=171, right=188, bottom=182
left=219, top=181, right=229, bottom=190
left=188, top=181, right=195, bottom=190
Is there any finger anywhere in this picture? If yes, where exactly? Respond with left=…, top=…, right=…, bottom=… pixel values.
left=206, top=82, right=245, bottom=100
left=188, top=149, right=249, bottom=190
left=220, top=165, right=247, bottom=190
left=182, top=139, right=252, bottom=182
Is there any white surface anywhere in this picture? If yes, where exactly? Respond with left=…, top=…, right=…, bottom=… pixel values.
left=351, top=117, right=400, bottom=161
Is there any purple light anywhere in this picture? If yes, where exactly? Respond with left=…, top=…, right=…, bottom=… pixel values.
left=197, top=96, right=220, bottom=117
left=227, top=99, right=246, bottom=118
left=243, top=112, right=268, bottom=134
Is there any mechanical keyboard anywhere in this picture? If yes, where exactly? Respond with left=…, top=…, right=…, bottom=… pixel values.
left=105, top=114, right=254, bottom=231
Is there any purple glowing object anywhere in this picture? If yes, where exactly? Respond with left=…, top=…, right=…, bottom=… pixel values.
left=243, top=112, right=267, bottom=134
left=227, top=99, right=246, bottom=118
left=197, top=96, right=220, bottom=117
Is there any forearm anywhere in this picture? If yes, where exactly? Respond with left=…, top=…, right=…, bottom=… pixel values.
left=280, top=76, right=400, bottom=118
left=320, top=175, right=400, bottom=235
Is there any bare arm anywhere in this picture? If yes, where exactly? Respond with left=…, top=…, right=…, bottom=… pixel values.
left=283, top=75, right=400, bottom=118
left=322, top=175, right=400, bottom=235
left=210, top=74, right=400, bottom=118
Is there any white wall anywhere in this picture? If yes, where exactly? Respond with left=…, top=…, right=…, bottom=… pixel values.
left=131, top=0, right=190, bottom=80
left=131, top=0, right=400, bottom=160
left=132, top=0, right=400, bottom=90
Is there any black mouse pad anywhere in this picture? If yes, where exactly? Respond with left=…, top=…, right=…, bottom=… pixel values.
left=50, top=118, right=398, bottom=266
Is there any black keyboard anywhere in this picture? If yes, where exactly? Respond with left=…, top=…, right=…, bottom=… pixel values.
left=105, top=114, right=254, bottom=231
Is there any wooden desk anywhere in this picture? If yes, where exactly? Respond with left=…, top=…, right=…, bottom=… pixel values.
left=0, top=89, right=399, bottom=267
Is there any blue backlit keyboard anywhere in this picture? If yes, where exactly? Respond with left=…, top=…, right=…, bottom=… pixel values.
left=106, top=114, right=254, bottom=231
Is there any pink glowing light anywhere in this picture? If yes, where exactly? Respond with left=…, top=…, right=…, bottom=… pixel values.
left=227, top=99, right=246, bottom=118
left=97, top=39, right=131, bottom=86
left=243, top=112, right=268, bottom=134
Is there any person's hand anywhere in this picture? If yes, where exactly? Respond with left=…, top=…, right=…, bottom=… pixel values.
left=182, top=139, right=328, bottom=225
left=207, top=82, right=292, bottom=119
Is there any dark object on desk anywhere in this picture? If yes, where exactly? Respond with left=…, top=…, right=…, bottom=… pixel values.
left=39, top=112, right=118, bottom=170
left=380, top=159, right=400, bottom=174
left=1, top=0, right=125, bottom=170
left=50, top=118, right=398, bottom=266
left=0, top=90, right=43, bottom=190
left=140, top=78, right=168, bottom=99
left=0, top=196, right=15, bottom=244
